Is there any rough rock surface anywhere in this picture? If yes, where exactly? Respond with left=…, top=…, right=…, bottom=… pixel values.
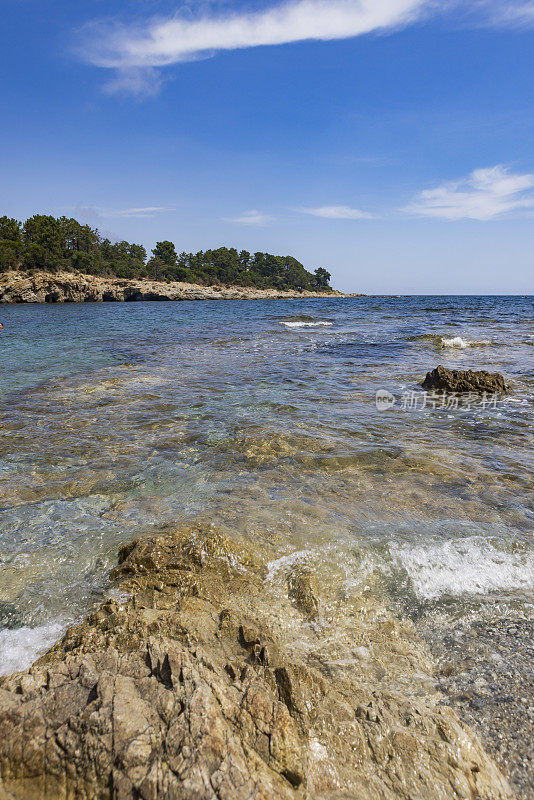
left=422, top=365, right=507, bottom=394
left=0, top=527, right=514, bottom=800
left=0, top=271, right=348, bottom=304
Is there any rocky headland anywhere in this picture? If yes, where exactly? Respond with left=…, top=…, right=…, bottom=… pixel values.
left=0, top=271, right=355, bottom=304
left=0, top=524, right=514, bottom=800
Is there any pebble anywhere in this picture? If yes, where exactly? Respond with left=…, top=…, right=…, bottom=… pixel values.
left=424, top=614, right=534, bottom=800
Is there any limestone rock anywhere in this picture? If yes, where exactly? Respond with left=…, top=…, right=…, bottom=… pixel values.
left=0, top=527, right=514, bottom=799
left=0, top=271, right=342, bottom=304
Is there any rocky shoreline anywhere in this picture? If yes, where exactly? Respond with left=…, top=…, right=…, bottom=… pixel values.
left=0, top=271, right=355, bottom=304
left=0, top=525, right=514, bottom=800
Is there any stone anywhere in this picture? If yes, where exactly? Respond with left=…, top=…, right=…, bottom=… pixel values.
left=0, top=526, right=514, bottom=800
left=287, top=568, right=320, bottom=619
left=422, top=365, right=507, bottom=394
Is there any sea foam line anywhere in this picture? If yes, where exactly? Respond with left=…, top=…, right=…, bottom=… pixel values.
left=279, top=320, right=333, bottom=328
left=389, top=538, right=534, bottom=601
left=440, top=336, right=492, bottom=348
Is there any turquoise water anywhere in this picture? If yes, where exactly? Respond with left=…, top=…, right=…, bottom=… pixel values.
left=0, top=296, right=532, bottom=674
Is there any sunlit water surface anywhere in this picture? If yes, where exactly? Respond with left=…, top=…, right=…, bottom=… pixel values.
left=0, top=296, right=532, bottom=787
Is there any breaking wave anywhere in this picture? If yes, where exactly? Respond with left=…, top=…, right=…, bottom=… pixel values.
left=389, top=538, right=534, bottom=601
left=408, top=333, right=494, bottom=348
left=440, top=336, right=492, bottom=348
left=280, top=319, right=333, bottom=328
left=0, top=622, right=65, bottom=676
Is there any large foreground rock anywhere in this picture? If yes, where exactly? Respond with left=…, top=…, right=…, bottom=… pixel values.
left=422, top=365, right=507, bottom=394
left=0, top=527, right=513, bottom=800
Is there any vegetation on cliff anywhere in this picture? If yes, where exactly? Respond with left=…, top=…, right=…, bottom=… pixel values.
left=0, top=214, right=332, bottom=292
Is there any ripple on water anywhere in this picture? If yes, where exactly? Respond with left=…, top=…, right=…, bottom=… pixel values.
left=0, top=296, right=532, bottom=792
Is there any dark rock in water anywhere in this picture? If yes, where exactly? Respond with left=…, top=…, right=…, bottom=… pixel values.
left=287, top=567, right=320, bottom=619
left=0, top=527, right=514, bottom=800
left=422, top=365, right=506, bottom=394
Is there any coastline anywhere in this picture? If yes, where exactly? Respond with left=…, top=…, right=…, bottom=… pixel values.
left=0, top=525, right=514, bottom=800
left=0, top=271, right=361, bottom=304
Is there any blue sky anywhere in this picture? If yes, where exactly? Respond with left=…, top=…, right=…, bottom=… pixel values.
left=2, top=0, right=534, bottom=293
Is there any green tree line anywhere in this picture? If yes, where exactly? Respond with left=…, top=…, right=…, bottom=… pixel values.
left=0, top=215, right=332, bottom=292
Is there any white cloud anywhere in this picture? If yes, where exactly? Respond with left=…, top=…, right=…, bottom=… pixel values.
left=102, top=67, right=164, bottom=98
left=77, top=1, right=534, bottom=95
left=471, top=1, right=534, bottom=28
left=405, top=166, right=534, bottom=221
left=106, top=206, right=171, bottom=218
left=297, top=205, right=375, bottom=219
left=79, top=0, right=428, bottom=94
left=75, top=204, right=171, bottom=220
left=222, top=209, right=274, bottom=225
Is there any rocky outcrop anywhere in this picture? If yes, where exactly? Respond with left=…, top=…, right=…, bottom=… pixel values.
left=0, top=526, right=514, bottom=800
left=0, top=271, right=345, bottom=304
left=422, top=365, right=507, bottom=394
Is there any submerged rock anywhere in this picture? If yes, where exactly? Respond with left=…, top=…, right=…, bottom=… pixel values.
left=0, top=527, right=514, bottom=799
left=422, top=365, right=507, bottom=394
left=287, top=567, right=321, bottom=619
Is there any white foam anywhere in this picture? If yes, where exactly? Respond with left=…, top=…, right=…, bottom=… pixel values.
left=279, top=320, right=333, bottom=328
left=390, top=538, right=534, bottom=600
left=0, top=622, right=65, bottom=677
left=440, top=336, right=491, bottom=348
left=265, top=549, right=316, bottom=583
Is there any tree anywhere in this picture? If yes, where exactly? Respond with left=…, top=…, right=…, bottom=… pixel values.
left=148, top=241, right=177, bottom=281
left=0, top=217, right=23, bottom=271
left=99, top=239, right=146, bottom=278
left=59, top=217, right=103, bottom=273
left=314, top=268, right=331, bottom=289
left=239, top=250, right=251, bottom=271
left=152, top=241, right=177, bottom=267
left=22, top=215, right=66, bottom=271
left=0, top=213, right=333, bottom=291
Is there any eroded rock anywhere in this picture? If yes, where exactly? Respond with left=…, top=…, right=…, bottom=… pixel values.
left=0, top=271, right=341, bottom=304
left=422, top=365, right=507, bottom=394
left=0, top=527, right=514, bottom=799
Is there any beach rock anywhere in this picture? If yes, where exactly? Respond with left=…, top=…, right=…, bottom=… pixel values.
left=0, top=526, right=514, bottom=800
left=422, top=365, right=507, bottom=394
left=0, top=271, right=344, bottom=304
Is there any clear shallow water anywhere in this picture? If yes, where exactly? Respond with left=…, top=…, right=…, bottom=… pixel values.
left=0, top=298, right=532, bottom=734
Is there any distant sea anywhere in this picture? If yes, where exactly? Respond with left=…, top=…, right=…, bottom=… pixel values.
left=0, top=296, right=532, bottom=788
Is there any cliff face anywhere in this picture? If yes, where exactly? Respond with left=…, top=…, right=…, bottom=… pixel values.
left=0, top=272, right=341, bottom=303
left=0, top=525, right=513, bottom=800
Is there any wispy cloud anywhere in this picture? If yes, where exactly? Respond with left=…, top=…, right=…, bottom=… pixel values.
left=79, top=0, right=428, bottom=95
left=77, top=205, right=171, bottom=220
left=404, top=166, right=534, bottom=221
left=471, top=1, right=534, bottom=28
left=297, top=204, right=375, bottom=219
left=222, top=209, right=274, bottom=225
left=77, top=1, right=534, bottom=96
left=105, top=206, right=172, bottom=218
left=102, top=67, right=164, bottom=98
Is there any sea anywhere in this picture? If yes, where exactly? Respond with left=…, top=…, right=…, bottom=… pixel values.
left=0, top=296, right=532, bottom=791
